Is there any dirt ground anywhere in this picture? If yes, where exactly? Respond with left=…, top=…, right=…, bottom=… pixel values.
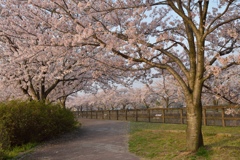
left=17, top=118, right=140, bottom=160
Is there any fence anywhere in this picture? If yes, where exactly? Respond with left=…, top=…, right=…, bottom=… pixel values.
left=75, top=105, right=240, bottom=127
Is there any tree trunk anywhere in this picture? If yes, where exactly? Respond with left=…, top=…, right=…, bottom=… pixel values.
left=59, top=96, right=67, bottom=108
left=186, top=102, right=204, bottom=151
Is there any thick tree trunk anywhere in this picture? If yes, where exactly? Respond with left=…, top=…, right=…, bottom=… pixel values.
left=186, top=102, right=204, bottom=151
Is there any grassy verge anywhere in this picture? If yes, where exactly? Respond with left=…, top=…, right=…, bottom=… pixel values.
left=129, top=122, right=240, bottom=160
left=0, top=142, right=37, bottom=160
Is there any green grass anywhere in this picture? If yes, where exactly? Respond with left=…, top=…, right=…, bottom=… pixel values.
left=1, top=142, right=37, bottom=160
left=129, top=122, right=240, bottom=160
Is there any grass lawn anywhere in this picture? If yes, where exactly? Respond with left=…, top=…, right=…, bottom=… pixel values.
left=0, top=143, right=37, bottom=160
left=129, top=122, right=240, bottom=160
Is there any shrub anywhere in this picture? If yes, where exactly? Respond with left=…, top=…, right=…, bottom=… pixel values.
left=0, top=149, right=5, bottom=159
left=0, top=100, right=77, bottom=149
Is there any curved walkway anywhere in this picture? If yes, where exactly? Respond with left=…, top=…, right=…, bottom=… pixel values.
left=19, top=118, right=140, bottom=160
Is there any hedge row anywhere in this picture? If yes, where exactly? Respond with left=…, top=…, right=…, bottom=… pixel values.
left=0, top=100, right=77, bottom=150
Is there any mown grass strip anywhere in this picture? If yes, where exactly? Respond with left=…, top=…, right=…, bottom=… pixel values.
left=129, top=122, right=240, bottom=160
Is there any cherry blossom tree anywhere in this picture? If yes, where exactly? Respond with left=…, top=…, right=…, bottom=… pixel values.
left=0, top=41, right=120, bottom=105
left=126, top=86, right=159, bottom=109
left=0, top=47, right=128, bottom=106
left=0, top=83, right=27, bottom=101
left=68, top=89, right=123, bottom=111
left=96, top=88, right=137, bottom=110
left=67, top=93, right=95, bottom=111
left=0, top=3, right=129, bottom=105
left=203, top=65, right=240, bottom=105
left=146, top=74, right=185, bottom=108
left=92, top=89, right=119, bottom=110
left=68, top=86, right=172, bottom=111
left=1, top=0, right=240, bottom=152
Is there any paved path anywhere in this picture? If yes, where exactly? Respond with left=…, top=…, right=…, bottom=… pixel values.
left=19, top=118, right=140, bottom=160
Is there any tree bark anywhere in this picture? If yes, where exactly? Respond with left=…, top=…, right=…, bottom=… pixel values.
left=186, top=101, right=204, bottom=151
